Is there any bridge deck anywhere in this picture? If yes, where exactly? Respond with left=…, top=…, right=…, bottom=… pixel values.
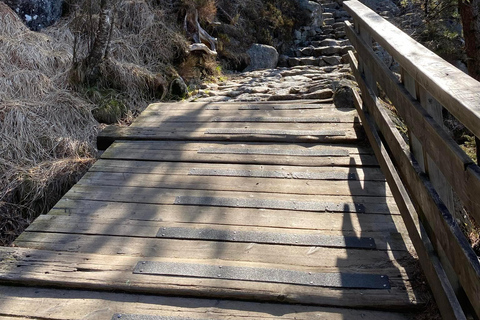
left=0, top=101, right=425, bottom=319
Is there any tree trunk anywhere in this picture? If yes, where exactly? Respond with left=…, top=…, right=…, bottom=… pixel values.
left=85, top=0, right=113, bottom=84
left=458, top=0, right=480, bottom=81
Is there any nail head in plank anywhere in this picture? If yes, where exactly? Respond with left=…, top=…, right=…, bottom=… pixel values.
left=155, top=227, right=376, bottom=249
left=133, top=261, right=390, bottom=289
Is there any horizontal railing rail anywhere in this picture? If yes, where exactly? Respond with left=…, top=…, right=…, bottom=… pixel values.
left=343, top=1, right=480, bottom=319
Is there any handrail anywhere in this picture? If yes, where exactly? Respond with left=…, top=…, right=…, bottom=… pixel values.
left=344, top=0, right=480, bottom=139
left=343, top=1, right=480, bottom=319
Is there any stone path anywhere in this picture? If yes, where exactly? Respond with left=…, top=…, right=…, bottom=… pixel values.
left=190, top=0, right=356, bottom=104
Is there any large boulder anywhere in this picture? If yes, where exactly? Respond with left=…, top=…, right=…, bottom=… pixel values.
left=244, top=44, right=279, bottom=72
left=333, top=79, right=358, bottom=108
left=297, top=0, right=323, bottom=28
left=4, top=0, right=63, bottom=31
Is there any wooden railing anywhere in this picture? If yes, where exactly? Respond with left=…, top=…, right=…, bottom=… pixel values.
left=343, top=1, right=480, bottom=319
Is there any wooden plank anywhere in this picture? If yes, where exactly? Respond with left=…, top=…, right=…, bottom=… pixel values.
left=13, top=231, right=413, bottom=268
left=131, top=112, right=359, bottom=125
left=25, top=215, right=412, bottom=251
left=134, top=108, right=357, bottom=120
left=48, top=200, right=403, bottom=229
left=0, top=247, right=422, bottom=309
left=0, top=285, right=414, bottom=320
left=348, top=51, right=466, bottom=319
left=89, top=159, right=387, bottom=181
left=97, top=123, right=362, bottom=150
left=347, top=49, right=480, bottom=317
left=103, top=140, right=375, bottom=154
left=60, top=184, right=399, bottom=214
left=76, top=171, right=393, bottom=197
left=143, top=101, right=331, bottom=111
left=101, top=145, right=379, bottom=167
left=343, top=0, right=480, bottom=139
left=346, top=20, right=480, bottom=225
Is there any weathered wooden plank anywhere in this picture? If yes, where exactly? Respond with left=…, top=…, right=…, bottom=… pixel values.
left=25, top=215, right=411, bottom=251
left=103, top=140, right=375, bottom=154
left=101, top=147, right=379, bottom=167
left=97, top=123, right=362, bottom=150
left=14, top=231, right=413, bottom=268
left=48, top=200, right=403, bottom=229
left=89, top=159, right=387, bottom=181
left=0, top=247, right=422, bottom=309
left=347, top=50, right=480, bottom=317
left=77, top=171, right=393, bottom=197
left=144, top=100, right=331, bottom=111
left=348, top=51, right=466, bottom=319
left=0, top=285, right=414, bottom=320
left=346, top=20, right=480, bottom=225
left=343, top=0, right=480, bottom=139
left=61, top=184, right=399, bottom=214
left=131, top=113, right=358, bottom=125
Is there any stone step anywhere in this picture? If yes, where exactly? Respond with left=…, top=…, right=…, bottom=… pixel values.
left=287, top=55, right=343, bottom=67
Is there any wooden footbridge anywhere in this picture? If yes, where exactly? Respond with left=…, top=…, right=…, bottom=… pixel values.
left=1, top=1, right=480, bottom=319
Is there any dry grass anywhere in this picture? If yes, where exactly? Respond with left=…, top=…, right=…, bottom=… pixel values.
left=0, top=2, right=98, bottom=245
left=0, top=0, right=193, bottom=245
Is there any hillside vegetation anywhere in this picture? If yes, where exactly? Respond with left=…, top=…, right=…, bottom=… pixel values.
left=0, top=0, right=309, bottom=245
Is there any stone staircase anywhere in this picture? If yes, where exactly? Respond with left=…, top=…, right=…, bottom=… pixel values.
left=279, top=0, right=354, bottom=68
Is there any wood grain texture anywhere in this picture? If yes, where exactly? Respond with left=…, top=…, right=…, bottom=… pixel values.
left=0, top=285, right=414, bottom=320
left=0, top=247, right=422, bottom=309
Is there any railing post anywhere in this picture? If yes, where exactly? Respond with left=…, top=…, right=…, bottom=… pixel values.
left=402, top=69, right=460, bottom=296
left=401, top=69, right=426, bottom=172
left=357, top=24, right=378, bottom=96
left=417, top=87, right=455, bottom=215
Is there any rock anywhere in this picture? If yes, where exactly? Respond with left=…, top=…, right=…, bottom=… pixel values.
left=169, top=77, right=188, bottom=100
left=303, top=89, right=333, bottom=100
left=268, top=94, right=300, bottom=101
left=5, top=0, right=63, bottom=31
left=333, top=80, right=358, bottom=108
left=244, top=44, right=279, bottom=72
left=227, top=90, right=243, bottom=98
left=299, top=57, right=318, bottom=66
left=324, top=18, right=335, bottom=25
left=294, top=29, right=302, bottom=40
left=297, top=0, right=323, bottom=27
left=278, top=55, right=289, bottom=67
left=319, top=39, right=343, bottom=47
left=299, top=46, right=314, bottom=56
left=323, top=56, right=342, bottom=66
left=340, top=46, right=355, bottom=55
left=313, top=46, right=342, bottom=56
left=288, top=57, right=301, bottom=67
